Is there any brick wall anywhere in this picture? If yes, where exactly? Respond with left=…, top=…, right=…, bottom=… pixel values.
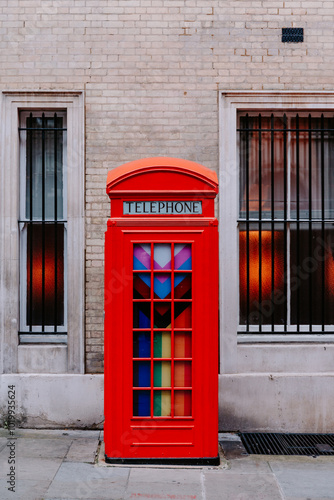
left=1, top=1, right=333, bottom=372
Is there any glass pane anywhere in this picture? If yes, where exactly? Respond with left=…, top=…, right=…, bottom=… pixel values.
left=239, top=228, right=285, bottom=325
left=153, top=244, right=171, bottom=270
left=154, top=303, right=171, bottom=328
left=154, top=273, right=171, bottom=299
left=133, top=303, right=151, bottom=328
left=174, top=303, right=192, bottom=328
left=174, top=244, right=192, bottom=270
left=154, top=331, right=171, bottom=358
left=290, top=225, right=334, bottom=325
left=133, top=332, right=151, bottom=358
left=154, top=361, right=171, bottom=387
left=133, top=273, right=151, bottom=299
left=133, top=391, right=150, bottom=417
left=174, top=274, right=191, bottom=299
left=133, top=244, right=151, bottom=270
left=133, top=361, right=150, bottom=387
left=153, top=390, right=171, bottom=416
left=239, top=115, right=285, bottom=218
left=26, top=223, right=64, bottom=326
left=174, top=391, right=192, bottom=417
left=174, top=361, right=192, bottom=387
left=290, top=116, right=334, bottom=219
left=25, top=116, right=64, bottom=221
left=174, top=332, right=192, bottom=358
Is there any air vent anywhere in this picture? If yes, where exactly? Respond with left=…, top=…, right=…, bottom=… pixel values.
left=239, top=433, right=334, bottom=456
left=282, top=27, right=304, bottom=43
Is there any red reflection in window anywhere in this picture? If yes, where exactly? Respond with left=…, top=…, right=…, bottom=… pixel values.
left=325, top=247, right=334, bottom=297
left=239, top=230, right=285, bottom=324
left=27, top=224, right=64, bottom=326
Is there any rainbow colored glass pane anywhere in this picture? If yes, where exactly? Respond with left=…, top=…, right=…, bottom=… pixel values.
left=133, top=243, right=192, bottom=418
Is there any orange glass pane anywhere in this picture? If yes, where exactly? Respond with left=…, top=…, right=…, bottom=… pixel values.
left=239, top=230, right=285, bottom=324
left=174, top=391, right=192, bottom=417
left=174, top=361, right=192, bottom=387
left=174, top=332, right=192, bottom=358
left=27, top=224, right=64, bottom=326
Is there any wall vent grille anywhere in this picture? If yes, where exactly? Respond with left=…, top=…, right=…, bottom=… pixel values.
left=282, top=27, right=304, bottom=43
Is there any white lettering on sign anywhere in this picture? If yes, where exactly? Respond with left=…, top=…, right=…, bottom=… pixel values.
left=123, top=201, right=202, bottom=215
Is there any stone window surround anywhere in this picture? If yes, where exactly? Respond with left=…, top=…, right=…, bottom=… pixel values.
left=0, top=91, right=85, bottom=374
left=219, top=91, right=334, bottom=373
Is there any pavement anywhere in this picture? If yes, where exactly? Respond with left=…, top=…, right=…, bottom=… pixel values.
left=0, top=429, right=334, bottom=500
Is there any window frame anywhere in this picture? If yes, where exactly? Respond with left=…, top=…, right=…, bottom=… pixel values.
left=0, top=91, right=84, bottom=374
left=219, top=92, right=334, bottom=372
left=19, top=110, right=68, bottom=340
left=238, top=110, right=334, bottom=334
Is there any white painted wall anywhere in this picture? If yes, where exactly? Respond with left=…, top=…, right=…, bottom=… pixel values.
left=1, top=372, right=333, bottom=432
left=0, top=375, right=104, bottom=429
left=219, top=373, right=334, bottom=433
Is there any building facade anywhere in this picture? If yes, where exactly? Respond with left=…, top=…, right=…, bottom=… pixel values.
left=1, top=0, right=334, bottom=431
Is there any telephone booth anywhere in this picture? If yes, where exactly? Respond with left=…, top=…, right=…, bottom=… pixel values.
left=104, top=157, right=219, bottom=464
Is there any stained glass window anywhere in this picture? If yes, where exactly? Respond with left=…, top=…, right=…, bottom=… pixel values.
left=132, top=242, right=193, bottom=418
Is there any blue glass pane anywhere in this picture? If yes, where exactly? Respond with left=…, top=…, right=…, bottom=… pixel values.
left=133, top=361, right=151, bottom=387
left=133, top=391, right=150, bottom=417
left=133, top=332, right=151, bottom=358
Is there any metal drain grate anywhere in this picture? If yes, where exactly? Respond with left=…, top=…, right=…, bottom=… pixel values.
left=239, top=433, right=334, bottom=456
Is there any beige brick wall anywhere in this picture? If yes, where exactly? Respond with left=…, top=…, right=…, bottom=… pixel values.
left=1, top=1, right=334, bottom=372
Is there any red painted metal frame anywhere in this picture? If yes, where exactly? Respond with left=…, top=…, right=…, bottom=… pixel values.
left=104, top=158, right=219, bottom=462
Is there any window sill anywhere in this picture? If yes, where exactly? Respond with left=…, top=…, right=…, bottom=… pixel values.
left=19, top=334, right=67, bottom=344
left=238, top=333, right=334, bottom=343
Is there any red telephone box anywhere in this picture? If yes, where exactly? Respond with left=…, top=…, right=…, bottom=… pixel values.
left=104, top=157, right=219, bottom=464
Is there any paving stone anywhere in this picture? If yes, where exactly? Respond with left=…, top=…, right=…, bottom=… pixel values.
left=225, top=456, right=272, bottom=474
left=204, top=470, right=283, bottom=500
left=11, top=429, right=101, bottom=439
left=14, top=438, right=71, bottom=458
left=0, top=451, right=62, bottom=482
left=15, top=457, right=62, bottom=481
left=0, top=479, right=51, bottom=500
left=125, top=467, right=203, bottom=500
left=45, top=462, right=130, bottom=500
left=0, top=438, right=8, bottom=452
left=269, top=458, right=334, bottom=500
left=65, top=437, right=100, bottom=463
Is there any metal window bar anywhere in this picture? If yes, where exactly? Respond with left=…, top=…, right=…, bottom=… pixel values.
left=19, top=112, right=67, bottom=336
left=238, top=113, right=334, bottom=333
left=296, top=114, right=300, bottom=331
left=321, top=114, right=325, bottom=330
left=258, top=114, right=262, bottom=331
left=283, top=113, right=288, bottom=330
left=308, top=114, right=313, bottom=332
left=270, top=114, right=275, bottom=332
left=54, top=113, right=58, bottom=332
left=28, top=112, right=34, bottom=333
left=245, top=114, right=250, bottom=331
left=42, top=113, right=46, bottom=331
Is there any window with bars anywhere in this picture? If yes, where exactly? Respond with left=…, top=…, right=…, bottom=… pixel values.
left=19, top=111, right=67, bottom=339
left=238, top=112, right=334, bottom=333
